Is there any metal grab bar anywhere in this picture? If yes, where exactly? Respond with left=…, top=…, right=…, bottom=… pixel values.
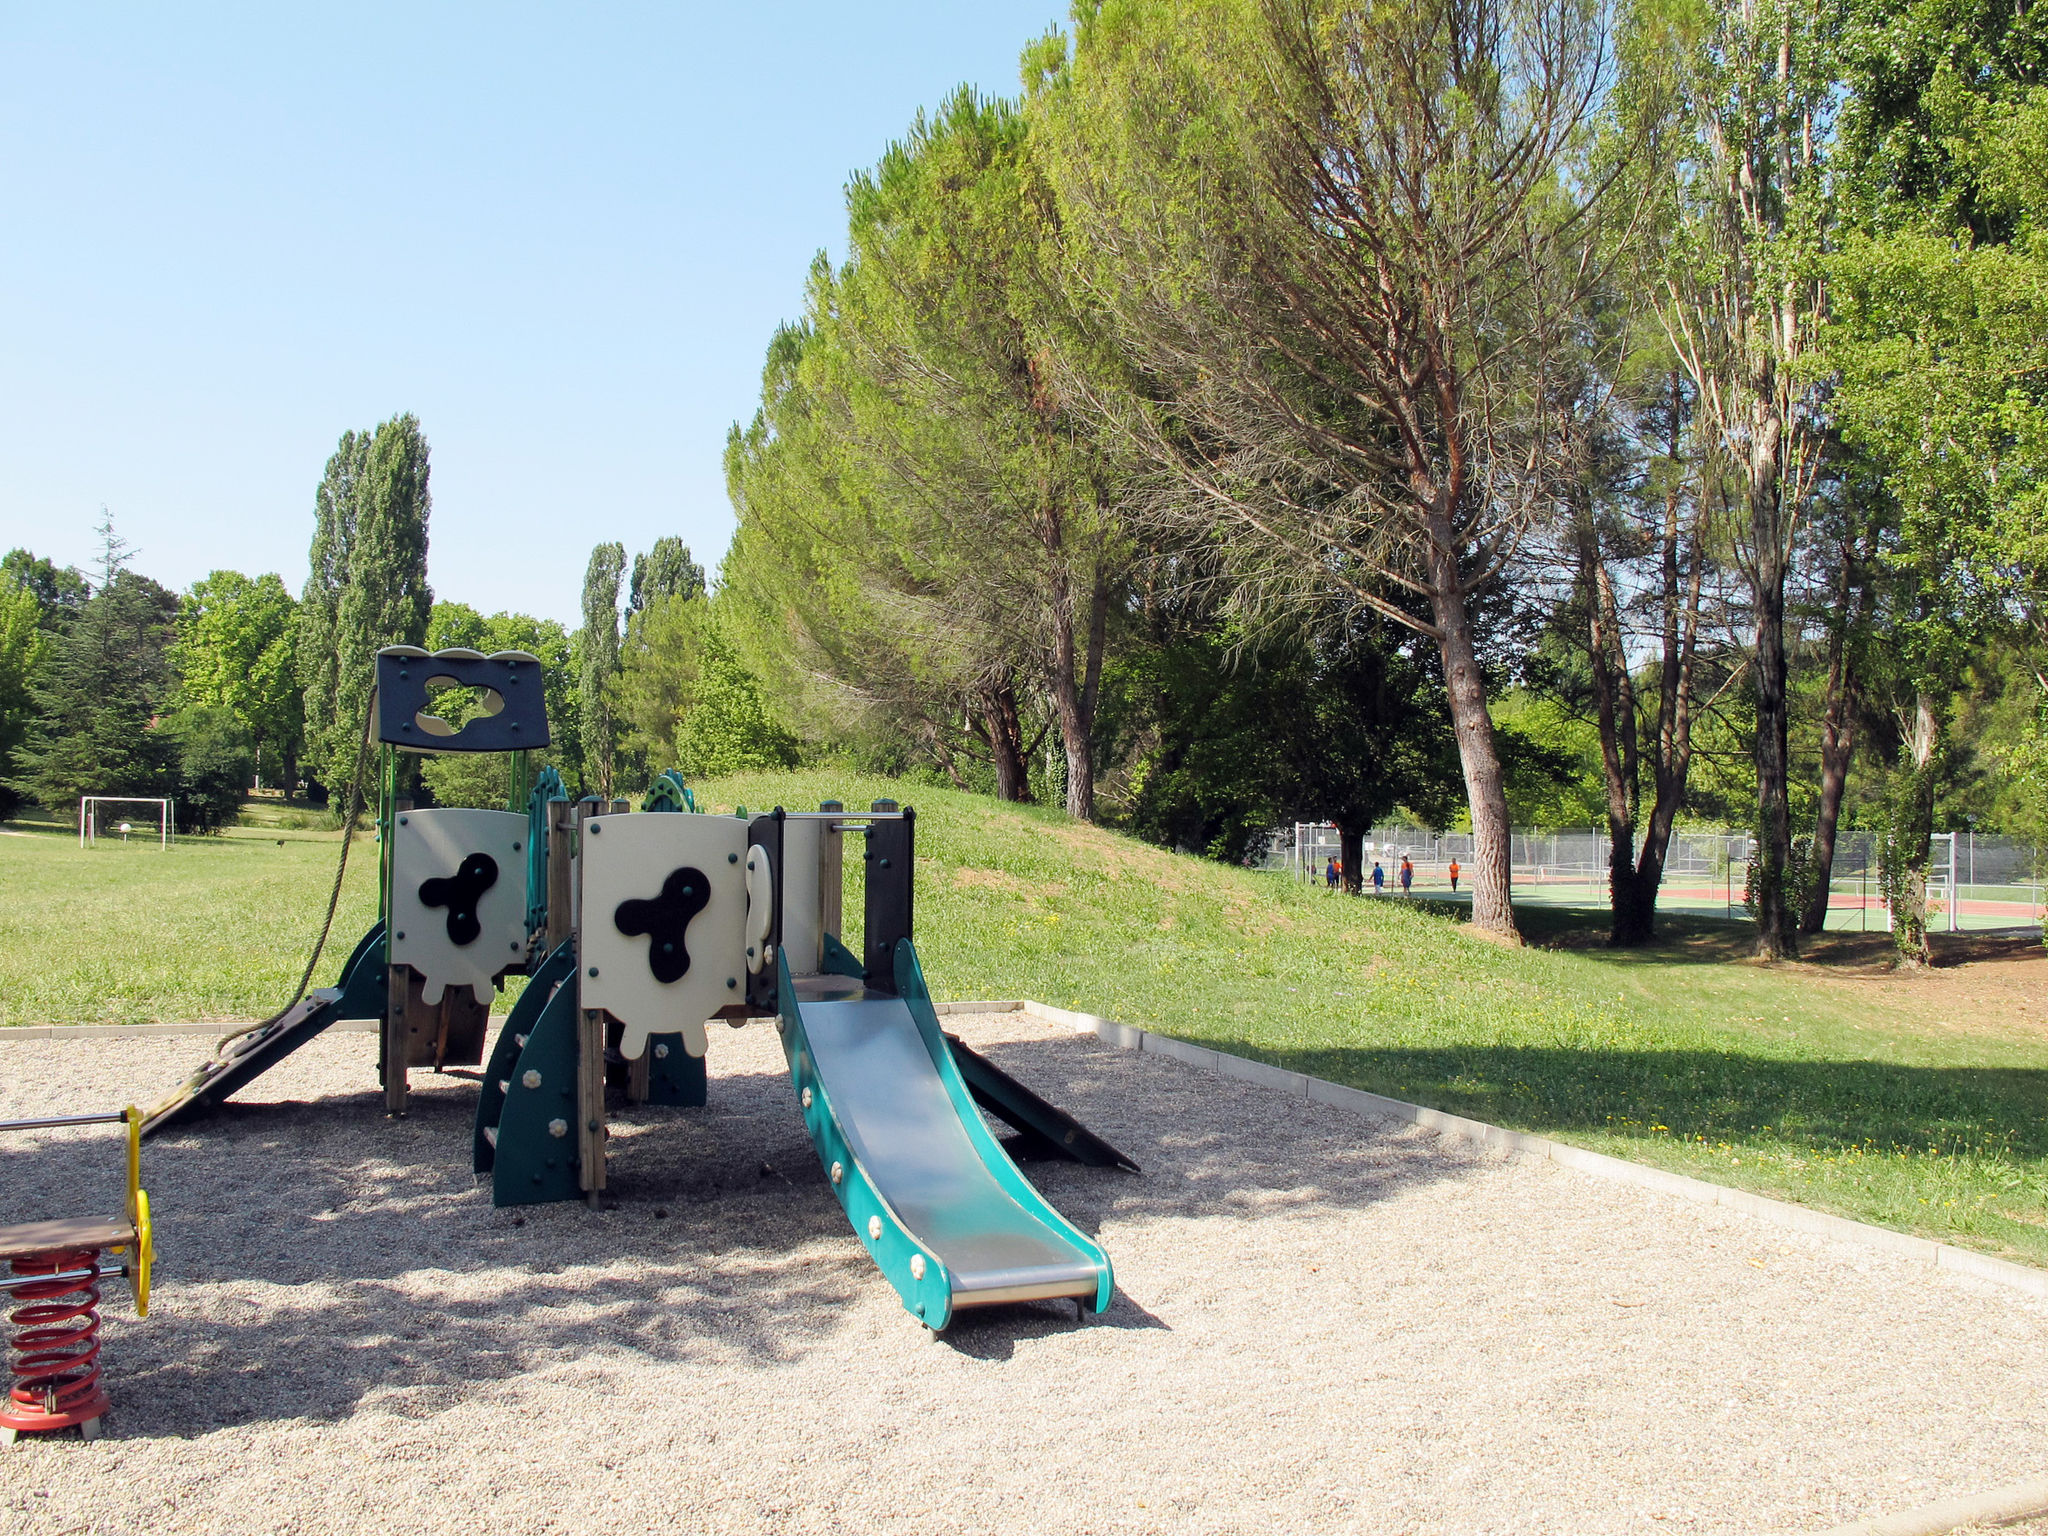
left=0, top=1264, right=129, bottom=1294
left=0, top=1112, right=131, bottom=1133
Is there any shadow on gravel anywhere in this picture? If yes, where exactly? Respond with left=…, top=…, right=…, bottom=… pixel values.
left=0, top=1028, right=1480, bottom=1435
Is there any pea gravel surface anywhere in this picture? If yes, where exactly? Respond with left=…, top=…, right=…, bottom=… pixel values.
left=2, top=1013, right=2043, bottom=1536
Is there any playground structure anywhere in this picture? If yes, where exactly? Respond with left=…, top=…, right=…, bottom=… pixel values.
left=0, top=1108, right=154, bottom=1445
left=147, top=646, right=1131, bottom=1331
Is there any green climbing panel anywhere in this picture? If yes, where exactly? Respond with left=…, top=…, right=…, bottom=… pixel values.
left=488, top=968, right=585, bottom=1207
left=474, top=940, right=576, bottom=1176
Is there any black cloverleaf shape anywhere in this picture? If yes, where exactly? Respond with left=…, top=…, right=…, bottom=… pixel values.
left=418, top=852, right=499, bottom=947
left=613, top=866, right=710, bottom=985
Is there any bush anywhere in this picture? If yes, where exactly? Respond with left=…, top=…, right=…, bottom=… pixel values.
left=165, top=707, right=254, bottom=834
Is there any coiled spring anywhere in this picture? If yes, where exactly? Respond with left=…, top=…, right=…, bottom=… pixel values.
left=5, top=1248, right=107, bottom=1428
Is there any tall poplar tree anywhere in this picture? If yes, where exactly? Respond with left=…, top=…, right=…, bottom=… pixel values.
left=579, top=542, right=626, bottom=797
left=303, top=415, right=433, bottom=809
left=628, top=538, right=705, bottom=612
left=299, top=430, right=368, bottom=788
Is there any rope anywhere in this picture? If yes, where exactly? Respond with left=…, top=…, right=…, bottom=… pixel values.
left=207, top=698, right=377, bottom=1058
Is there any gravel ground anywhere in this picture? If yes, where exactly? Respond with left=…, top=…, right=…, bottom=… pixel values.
left=2, top=1012, right=2045, bottom=1536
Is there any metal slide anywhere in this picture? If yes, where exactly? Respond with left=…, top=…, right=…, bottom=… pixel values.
left=777, top=939, right=1114, bottom=1331
left=142, top=923, right=388, bottom=1138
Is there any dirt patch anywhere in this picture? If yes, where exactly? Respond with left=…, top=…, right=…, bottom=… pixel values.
left=949, top=867, right=1040, bottom=899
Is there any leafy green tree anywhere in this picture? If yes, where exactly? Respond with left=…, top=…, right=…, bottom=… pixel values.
left=174, top=570, right=301, bottom=793
left=1641, top=0, right=1836, bottom=959
left=417, top=606, right=580, bottom=807
left=0, top=582, right=50, bottom=819
left=2, top=550, right=89, bottom=629
left=161, top=706, right=256, bottom=832
left=579, top=543, right=626, bottom=797
left=628, top=538, right=706, bottom=611
left=614, top=594, right=799, bottom=781
left=1110, top=618, right=1461, bottom=880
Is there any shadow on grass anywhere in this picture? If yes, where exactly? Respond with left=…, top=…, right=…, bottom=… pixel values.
left=1186, top=1035, right=2048, bottom=1161
left=0, top=1034, right=1473, bottom=1434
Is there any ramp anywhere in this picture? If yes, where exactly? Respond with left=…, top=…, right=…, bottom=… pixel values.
left=142, top=923, right=387, bottom=1139
left=777, top=940, right=1115, bottom=1330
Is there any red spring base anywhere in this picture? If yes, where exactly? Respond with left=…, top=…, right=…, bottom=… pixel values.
left=1, top=1249, right=110, bottom=1439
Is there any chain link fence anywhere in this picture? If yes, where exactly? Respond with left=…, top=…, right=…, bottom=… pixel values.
left=1264, top=823, right=2046, bottom=931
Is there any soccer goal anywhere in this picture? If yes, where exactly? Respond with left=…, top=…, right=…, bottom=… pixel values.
left=78, top=796, right=176, bottom=849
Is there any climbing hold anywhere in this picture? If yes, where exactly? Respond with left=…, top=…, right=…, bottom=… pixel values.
left=830, top=1161, right=843, bottom=1185
left=522, top=1069, right=542, bottom=1090
left=910, top=1254, right=926, bottom=1281
left=547, top=1118, right=568, bottom=1138
left=801, top=1086, right=813, bottom=1109
left=867, top=1216, right=883, bottom=1241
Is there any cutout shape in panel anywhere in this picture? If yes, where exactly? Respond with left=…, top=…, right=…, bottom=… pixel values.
left=580, top=812, right=747, bottom=1061
left=390, top=809, right=529, bottom=1006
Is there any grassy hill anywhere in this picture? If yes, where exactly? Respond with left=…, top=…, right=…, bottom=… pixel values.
left=3, top=771, right=2043, bottom=1267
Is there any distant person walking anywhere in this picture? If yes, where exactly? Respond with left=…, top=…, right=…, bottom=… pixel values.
left=1448, top=858, right=1461, bottom=893
left=1371, top=860, right=1385, bottom=895
left=1325, top=857, right=1338, bottom=889
left=1399, top=856, right=1413, bottom=896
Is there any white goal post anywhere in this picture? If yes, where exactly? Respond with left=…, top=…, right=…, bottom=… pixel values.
left=78, top=796, right=176, bottom=849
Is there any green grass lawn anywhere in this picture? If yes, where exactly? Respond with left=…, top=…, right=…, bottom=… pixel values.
left=4, top=773, right=2044, bottom=1268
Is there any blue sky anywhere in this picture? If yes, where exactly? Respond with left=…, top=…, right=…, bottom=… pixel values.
left=0, top=3, right=1064, bottom=626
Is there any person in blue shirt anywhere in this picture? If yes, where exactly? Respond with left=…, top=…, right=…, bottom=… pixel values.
left=1324, top=857, right=1338, bottom=888
left=1371, top=861, right=1385, bottom=894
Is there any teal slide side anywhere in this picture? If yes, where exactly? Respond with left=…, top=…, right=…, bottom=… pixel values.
left=893, top=939, right=1115, bottom=1317
left=474, top=940, right=577, bottom=1175
left=776, top=945, right=1114, bottom=1329
left=820, top=931, right=864, bottom=979
left=143, top=921, right=388, bottom=1138
left=486, top=968, right=585, bottom=1206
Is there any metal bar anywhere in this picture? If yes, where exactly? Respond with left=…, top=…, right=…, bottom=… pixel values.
left=779, top=809, right=907, bottom=822
left=0, top=1264, right=128, bottom=1293
left=0, top=1112, right=131, bottom=1133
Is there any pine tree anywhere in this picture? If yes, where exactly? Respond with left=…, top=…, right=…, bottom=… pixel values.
left=10, top=519, right=180, bottom=810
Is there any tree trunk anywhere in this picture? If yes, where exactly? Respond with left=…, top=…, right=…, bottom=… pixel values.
left=1575, top=500, right=1645, bottom=948
left=1801, top=525, right=1875, bottom=934
left=1887, top=691, right=1941, bottom=967
left=982, top=678, right=1031, bottom=803
left=1336, top=822, right=1364, bottom=895
left=1801, top=666, right=1858, bottom=936
left=1047, top=565, right=1104, bottom=822
left=1749, top=535, right=1798, bottom=960
left=1428, top=519, right=1518, bottom=942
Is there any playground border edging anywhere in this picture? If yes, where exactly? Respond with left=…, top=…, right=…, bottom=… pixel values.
left=0, top=1019, right=381, bottom=1039
left=1010, top=999, right=2048, bottom=1303
left=9, top=1003, right=2042, bottom=1300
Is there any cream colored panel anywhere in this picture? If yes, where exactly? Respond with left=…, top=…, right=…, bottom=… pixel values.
left=744, top=846, right=773, bottom=974
left=389, top=809, right=529, bottom=1007
left=779, top=819, right=823, bottom=977
left=578, top=812, right=748, bottom=1060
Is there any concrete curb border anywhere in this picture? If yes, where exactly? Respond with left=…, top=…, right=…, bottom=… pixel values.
left=0, top=1019, right=380, bottom=1038
left=1809, top=1475, right=2048, bottom=1536
left=1005, top=999, right=2048, bottom=1304
left=9, top=999, right=2043, bottom=1303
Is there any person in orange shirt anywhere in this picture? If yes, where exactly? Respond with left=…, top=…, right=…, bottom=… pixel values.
left=1399, top=855, right=1414, bottom=896
left=1448, top=858, right=1461, bottom=893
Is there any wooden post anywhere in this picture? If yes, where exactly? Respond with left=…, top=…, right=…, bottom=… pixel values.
left=384, top=965, right=410, bottom=1116
left=544, top=799, right=574, bottom=952
left=819, top=801, right=844, bottom=943
left=626, top=1047, right=651, bottom=1104
left=575, top=799, right=606, bottom=1206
